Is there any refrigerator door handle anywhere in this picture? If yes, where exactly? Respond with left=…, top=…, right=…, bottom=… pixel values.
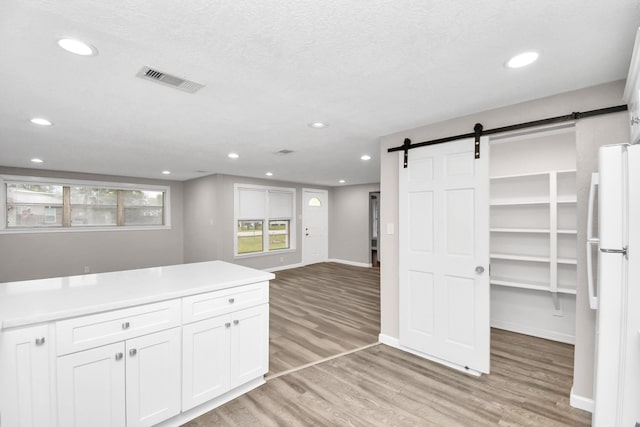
left=586, top=239, right=599, bottom=310
left=600, top=247, right=628, bottom=258
left=587, top=172, right=599, bottom=242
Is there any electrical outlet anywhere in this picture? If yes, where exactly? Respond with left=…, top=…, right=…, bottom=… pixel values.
left=83, top=266, right=90, bottom=274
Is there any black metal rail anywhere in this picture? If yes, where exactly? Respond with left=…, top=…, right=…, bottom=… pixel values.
left=388, top=104, right=628, bottom=167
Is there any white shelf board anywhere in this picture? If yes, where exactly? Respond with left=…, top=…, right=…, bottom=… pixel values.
left=490, top=228, right=550, bottom=234
left=557, top=197, right=577, bottom=204
left=557, top=229, right=578, bottom=234
left=491, top=279, right=577, bottom=295
left=490, top=199, right=550, bottom=207
left=558, top=258, right=577, bottom=265
left=490, top=253, right=550, bottom=263
left=490, top=169, right=576, bottom=181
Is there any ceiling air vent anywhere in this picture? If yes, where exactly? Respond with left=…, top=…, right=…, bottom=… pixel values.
left=136, top=66, right=204, bottom=93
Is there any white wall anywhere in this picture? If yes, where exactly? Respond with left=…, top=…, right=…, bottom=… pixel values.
left=379, top=80, right=628, bottom=401
left=328, top=183, right=380, bottom=265
left=0, top=167, right=184, bottom=282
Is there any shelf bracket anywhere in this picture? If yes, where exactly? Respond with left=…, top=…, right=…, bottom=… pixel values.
left=550, top=292, right=562, bottom=314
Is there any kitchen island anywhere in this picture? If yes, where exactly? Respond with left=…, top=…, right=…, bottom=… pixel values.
left=0, top=260, right=274, bottom=427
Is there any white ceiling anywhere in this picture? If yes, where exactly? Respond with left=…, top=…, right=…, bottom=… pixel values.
left=0, top=1, right=639, bottom=186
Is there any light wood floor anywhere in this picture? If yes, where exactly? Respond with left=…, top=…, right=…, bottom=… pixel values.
left=268, top=262, right=380, bottom=376
left=184, top=263, right=591, bottom=426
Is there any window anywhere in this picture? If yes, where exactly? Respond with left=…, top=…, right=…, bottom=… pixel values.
left=2, top=176, right=170, bottom=232
left=235, top=184, right=295, bottom=256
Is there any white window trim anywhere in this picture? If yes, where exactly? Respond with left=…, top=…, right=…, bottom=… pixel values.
left=234, top=183, right=296, bottom=257
left=0, top=174, right=171, bottom=233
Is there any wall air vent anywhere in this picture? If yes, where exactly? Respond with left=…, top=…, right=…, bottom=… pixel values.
left=136, top=66, right=204, bottom=93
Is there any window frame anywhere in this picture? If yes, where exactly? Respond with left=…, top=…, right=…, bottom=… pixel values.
left=234, top=183, right=296, bottom=257
left=0, top=175, right=171, bottom=233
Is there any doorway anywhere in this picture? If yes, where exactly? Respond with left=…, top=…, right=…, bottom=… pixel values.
left=369, top=192, right=380, bottom=267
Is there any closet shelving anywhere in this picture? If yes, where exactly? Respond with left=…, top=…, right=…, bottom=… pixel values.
left=489, top=169, right=577, bottom=295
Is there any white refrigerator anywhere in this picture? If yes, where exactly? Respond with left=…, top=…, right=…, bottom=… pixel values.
left=588, top=143, right=640, bottom=426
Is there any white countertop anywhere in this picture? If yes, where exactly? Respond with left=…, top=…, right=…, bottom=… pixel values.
left=0, top=261, right=275, bottom=329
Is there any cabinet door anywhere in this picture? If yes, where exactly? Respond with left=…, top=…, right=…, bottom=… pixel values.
left=57, top=342, right=126, bottom=427
left=0, top=325, right=52, bottom=427
left=125, top=327, right=181, bottom=427
left=230, top=304, right=269, bottom=388
left=182, top=314, right=231, bottom=410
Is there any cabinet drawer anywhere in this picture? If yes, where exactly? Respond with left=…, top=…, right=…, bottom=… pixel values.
left=182, top=282, right=268, bottom=324
left=56, top=300, right=181, bottom=355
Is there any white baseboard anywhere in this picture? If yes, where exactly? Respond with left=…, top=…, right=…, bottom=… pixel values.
left=328, top=258, right=372, bottom=268
left=378, top=334, right=481, bottom=377
left=491, top=320, right=575, bottom=344
left=570, top=386, right=594, bottom=413
left=263, top=262, right=305, bottom=273
left=378, top=333, right=400, bottom=347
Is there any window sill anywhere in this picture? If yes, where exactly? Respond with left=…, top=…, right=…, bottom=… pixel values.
left=234, top=248, right=297, bottom=259
left=0, top=225, right=172, bottom=235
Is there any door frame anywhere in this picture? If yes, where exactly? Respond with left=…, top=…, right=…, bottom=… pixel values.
left=302, top=188, right=329, bottom=265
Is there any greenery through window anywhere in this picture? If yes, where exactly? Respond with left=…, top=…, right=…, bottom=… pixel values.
left=4, top=180, right=168, bottom=230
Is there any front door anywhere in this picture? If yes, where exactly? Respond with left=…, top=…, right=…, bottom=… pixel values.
left=302, top=188, right=328, bottom=265
left=398, top=137, right=490, bottom=374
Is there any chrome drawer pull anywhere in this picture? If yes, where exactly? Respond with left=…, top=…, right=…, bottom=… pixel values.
left=225, top=322, right=231, bottom=328
left=122, top=322, right=130, bottom=330
left=228, top=298, right=235, bottom=304
left=115, top=352, right=123, bottom=361
left=35, top=337, right=46, bottom=346
left=233, top=320, right=239, bottom=325
left=129, top=349, right=137, bottom=357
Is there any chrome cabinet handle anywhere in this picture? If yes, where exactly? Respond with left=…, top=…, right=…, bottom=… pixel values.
left=129, top=349, right=137, bottom=357
left=225, top=322, right=231, bottom=328
left=228, top=298, right=235, bottom=304
left=631, top=116, right=640, bottom=126
left=122, top=322, right=130, bottom=330
left=35, top=337, right=46, bottom=346
left=115, top=352, right=123, bottom=361
left=233, top=319, right=239, bottom=325
left=475, top=266, right=485, bottom=274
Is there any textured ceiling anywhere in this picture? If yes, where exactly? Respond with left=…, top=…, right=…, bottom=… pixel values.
left=0, top=0, right=639, bottom=186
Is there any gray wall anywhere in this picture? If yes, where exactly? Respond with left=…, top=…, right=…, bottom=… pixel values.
left=329, top=183, right=380, bottom=265
left=183, top=174, right=331, bottom=270
left=0, top=167, right=184, bottom=282
left=379, top=80, right=628, bottom=401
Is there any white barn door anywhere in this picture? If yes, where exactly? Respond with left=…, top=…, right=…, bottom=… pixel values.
left=399, top=137, right=490, bottom=374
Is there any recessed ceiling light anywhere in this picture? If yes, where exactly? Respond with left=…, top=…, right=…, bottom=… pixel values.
left=31, top=158, right=44, bottom=163
left=162, top=170, right=171, bottom=175
left=228, top=152, right=239, bottom=159
left=30, top=118, right=52, bottom=126
left=265, top=172, right=273, bottom=176
left=360, top=154, right=371, bottom=161
left=58, top=38, right=97, bottom=56
left=506, top=51, right=539, bottom=68
left=339, top=179, right=345, bottom=184
left=308, top=122, right=328, bottom=129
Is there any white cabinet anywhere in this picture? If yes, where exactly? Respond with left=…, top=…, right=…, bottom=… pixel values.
left=230, top=305, right=269, bottom=388
left=490, top=169, right=577, bottom=294
left=57, top=342, right=126, bottom=427
left=0, top=324, right=53, bottom=427
left=57, top=328, right=181, bottom=427
left=182, top=304, right=268, bottom=411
